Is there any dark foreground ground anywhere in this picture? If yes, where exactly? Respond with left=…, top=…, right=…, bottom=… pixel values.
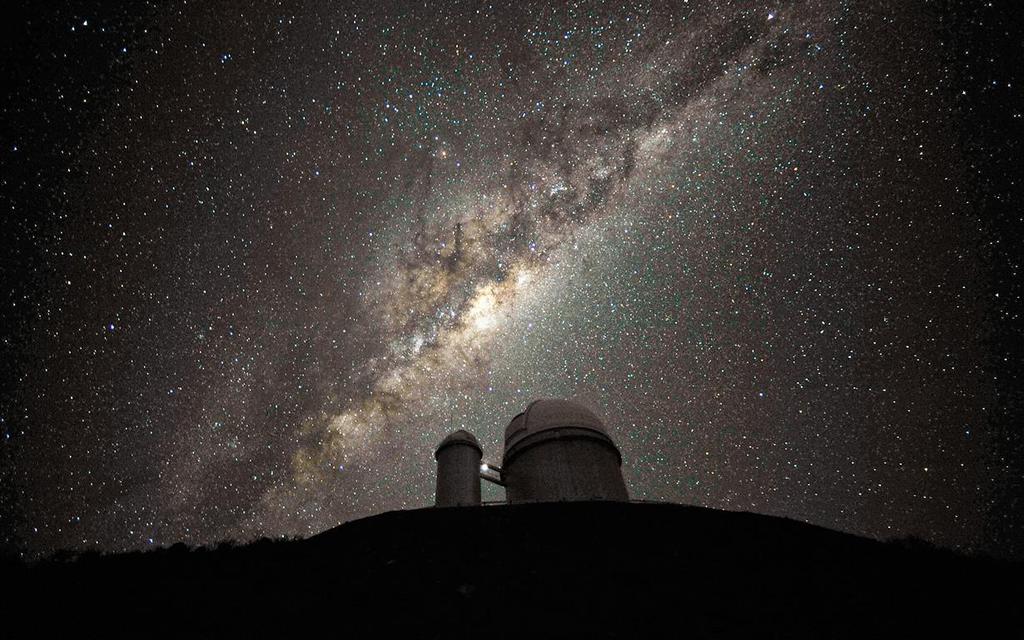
left=4, top=502, right=1021, bottom=638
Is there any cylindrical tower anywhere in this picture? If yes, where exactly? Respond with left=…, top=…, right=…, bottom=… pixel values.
left=501, top=399, right=628, bottom=503
left=434, top=429, right=483, bottom=507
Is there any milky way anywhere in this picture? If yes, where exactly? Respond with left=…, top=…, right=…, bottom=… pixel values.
left=2, top=1, right=1021, bottom=557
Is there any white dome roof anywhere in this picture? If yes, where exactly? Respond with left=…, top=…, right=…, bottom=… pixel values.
left=434, top=429, right=482, bottom=458
left=504, top=399, right=608, bottom=451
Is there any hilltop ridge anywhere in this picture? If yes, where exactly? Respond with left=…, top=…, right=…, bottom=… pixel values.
left=5, top=501, right=1020, bottom=638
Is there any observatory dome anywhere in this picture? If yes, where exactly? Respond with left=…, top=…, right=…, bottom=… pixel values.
left=434, top=429, right=482, bottom=458
left=504, top=398, right=610, bottom=454
left=501, top=398, right=627, bottom=503
left=434, top=429, right=483, bottom=507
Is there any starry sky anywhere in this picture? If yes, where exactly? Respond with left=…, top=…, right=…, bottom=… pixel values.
left=1, top=1, right=1021, bottom=558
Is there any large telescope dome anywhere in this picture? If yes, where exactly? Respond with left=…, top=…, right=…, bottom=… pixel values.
left=504, top=398, right=611, bottom=454
left=501, top=398, right=627, bottom=503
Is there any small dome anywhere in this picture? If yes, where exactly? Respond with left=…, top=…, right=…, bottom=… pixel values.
left=434, top=429, right=482, bottom=458
left=504, top=398, right=608, bottom=452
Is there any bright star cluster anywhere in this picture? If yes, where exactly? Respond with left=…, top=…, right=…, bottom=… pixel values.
left=1, top=1, right=1020, bottom=558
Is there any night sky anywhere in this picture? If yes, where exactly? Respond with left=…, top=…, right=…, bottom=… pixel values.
left=2, top=1, right=1021, bottom=558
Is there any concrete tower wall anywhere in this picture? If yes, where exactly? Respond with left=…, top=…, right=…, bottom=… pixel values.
left=435, top=431, right=482, bottom=507
left=504, top=435, right=628, bottom=503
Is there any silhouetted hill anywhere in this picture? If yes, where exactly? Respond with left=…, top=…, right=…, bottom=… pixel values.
left=4, top=502, right=1020, bottom=638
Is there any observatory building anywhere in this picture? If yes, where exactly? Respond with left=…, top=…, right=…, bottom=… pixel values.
left=434, top=429, right=483, bottom=507
left=434, top=398, right=628, bottom=507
